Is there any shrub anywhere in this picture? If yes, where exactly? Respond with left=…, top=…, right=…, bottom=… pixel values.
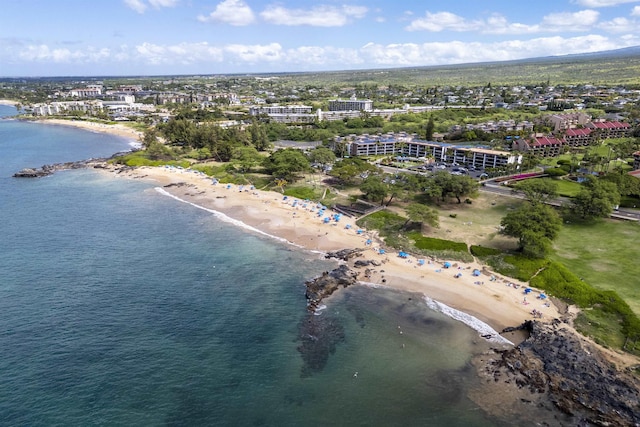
left=409, top=233, right=468, bottom=252
left=493, top=255, right=549, bottom=282
left=470, top=245, right=502, bottom=257
left=284, top=186, right=317, bottom=200
left=544, top=167, right=568, bottom=177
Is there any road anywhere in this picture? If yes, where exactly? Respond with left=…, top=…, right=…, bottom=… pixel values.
left=480, top=180, right=640, bottom=221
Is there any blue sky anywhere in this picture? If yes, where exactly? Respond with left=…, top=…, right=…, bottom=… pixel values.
left=1, top=0, right=640, bottom=76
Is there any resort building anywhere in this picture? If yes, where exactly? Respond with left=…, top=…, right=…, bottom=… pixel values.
left=335, top=133, right=521, bottom=169
left=585, top=121, right=632, bottom=139
left=562, top=128, right=594, bottom=147
left=547, top=112, right=591, bottom=131
left=248, top=104, right=316, bottom=124
left=514, top=136, right=565, bottom=157
left=328, top=96, right=373, bottom=112
left=633, top=151, right=640, bottom=170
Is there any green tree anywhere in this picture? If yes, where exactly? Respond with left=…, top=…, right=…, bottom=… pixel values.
left=403, top=203, right=439, bottom=230
left=232, top=146, right=262, bottom=173
left=425, top=115, right=435, bottom=140
left=500, top=203, right=562, bottom=257
left=514, top=179, right=558, bottom=205
left=430, top=172, right=478, bottom=203
left=360, top=175, right=388, bottom=205
left=308, top=147, right=336, bottom=171
left=571, top=177, right=621, bottom=220
left=249, top=121, right=271, bottom=151
left=329, top=158, right=377, bottom=184
left=263, top=148, right=310, bottom=181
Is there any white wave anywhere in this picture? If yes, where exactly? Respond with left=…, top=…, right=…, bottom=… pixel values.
left=423, top=296, right=513, bottom=345
left=360, top=282, right=512, bottom=345
left=154, top=187, right=308, bottom=249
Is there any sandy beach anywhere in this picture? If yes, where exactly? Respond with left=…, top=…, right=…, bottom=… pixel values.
left=20, top=113, right=562, bottom=344
left=102, top=163, right=562, bottom=343
left=37, top=118, right=144, bottom=143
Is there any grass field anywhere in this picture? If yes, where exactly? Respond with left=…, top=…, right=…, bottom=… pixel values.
left=550, top=219, right=640, bottom=316
left=544, top=178, right=582, bottom=197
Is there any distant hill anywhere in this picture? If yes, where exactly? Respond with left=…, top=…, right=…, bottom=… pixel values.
left=231, top=45, right=637, bottom=88
left=2, top=46, right=639, bottom=86
left=275, top=45, right=640, bottom=87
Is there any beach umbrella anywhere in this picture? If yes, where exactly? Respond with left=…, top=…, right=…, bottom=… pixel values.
left=524, top=288, right=532, bottom=294
left=418, top=259, right=425, bottom=266
left=443, top=262, right=451, bottom=268
left=379, top=249, right=385, bottom=254
left=473, top=269, right=481, bottom=276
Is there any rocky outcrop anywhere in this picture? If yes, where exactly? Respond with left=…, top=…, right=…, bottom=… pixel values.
left=297, top=264, right=361, bottom=377
left=481, top=320, right=640, bottom=426
left=325, top=248, right=365, bottom=261
left=12, top=152, right=129, bottom=178
left=304, top=264, right=359, bottom=312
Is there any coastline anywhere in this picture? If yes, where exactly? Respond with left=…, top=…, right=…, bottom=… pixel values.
left=32, top=118, right=144, bottom=143
left=102, top=163, right=562, bottom=342
left=0, top=99, right=20, bottom=106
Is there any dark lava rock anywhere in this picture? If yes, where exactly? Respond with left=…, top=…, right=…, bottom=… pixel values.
left=325, top=248, right=364, bottom=261
left=353, top=259, right=382, bottom=268
left=487, top=320, right=640, bottom=426
left=304, top=264, right=358, bottom=312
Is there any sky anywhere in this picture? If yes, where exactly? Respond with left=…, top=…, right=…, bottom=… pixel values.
left=1, top=0, right=640, bottom=77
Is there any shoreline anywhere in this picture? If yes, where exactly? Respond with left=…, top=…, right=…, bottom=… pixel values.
left=32, top=118, right=144, bottom=143
left=102, top=163, right=563, bottom=343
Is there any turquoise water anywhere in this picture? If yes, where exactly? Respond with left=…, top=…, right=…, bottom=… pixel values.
left=0, top=106, right=506, bottom=426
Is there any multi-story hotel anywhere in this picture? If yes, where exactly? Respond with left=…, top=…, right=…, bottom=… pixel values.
left=335, top=133, right=521, bottom=169
left=248, top=104, right=317, bottom=123
left=328, top=96, right=373, bottom=112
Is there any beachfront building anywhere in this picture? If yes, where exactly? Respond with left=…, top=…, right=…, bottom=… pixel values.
left=248, top=104, right=317, bottom=124
left=69, top=85, right=103, bottom=98
left=336, top=133, right=521, bottom=169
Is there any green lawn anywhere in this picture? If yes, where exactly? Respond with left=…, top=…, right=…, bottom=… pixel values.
left=542, top=178, right=582, bottom=197
left=550, top=219, right=640, bottom=315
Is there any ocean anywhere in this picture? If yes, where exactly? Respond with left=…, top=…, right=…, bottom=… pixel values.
left=0, top=105, right=520, bottom=426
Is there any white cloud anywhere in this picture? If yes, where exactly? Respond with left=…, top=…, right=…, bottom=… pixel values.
left=541, top=10, right=600, bottom=29
left=407, top=9, right=601, bottom=34
left=572, top=0, right=640, bottom=7
left=405, top=11, right=476, bottom=32
left=198, top=0, right=255, bottom=26
left=225, top=43, right=283, bottom=62
left=136, top=42, right=224, bottom=64
left=124, top=0, right=147, bottom=13
left=123, top=0, right=178, bottom=13
left=148, top=0, right=178, bottom=7
left=632, top=5, right=640, bottom=15
left=260, top=5, right=367, bottom=27
left=284, top=46, right=362, bottom=66
left=598, top=16, right=638, bottom=32
left=4, top=34, right=639, bottom=73
left=17, top=44, right=111, bottom=63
